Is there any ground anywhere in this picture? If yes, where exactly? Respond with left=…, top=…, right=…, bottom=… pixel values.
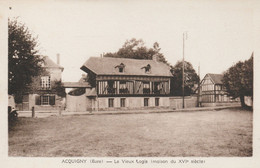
left=8, top=107, right=252, bottom=157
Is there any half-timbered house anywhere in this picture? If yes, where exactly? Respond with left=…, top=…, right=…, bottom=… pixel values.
left=200, top=73, right=231, bottom=103
left=80, top=56, right=172, bottom=110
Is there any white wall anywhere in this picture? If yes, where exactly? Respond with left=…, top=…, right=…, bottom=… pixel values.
left=97, top=97, right=170, bottom=110
left=66, top=94, right=87, bottom=112
left=48, top=68, right=62, bottom=81
left=28, top=94, right=63, bottom=112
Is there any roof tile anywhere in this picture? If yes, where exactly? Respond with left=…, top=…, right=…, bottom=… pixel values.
left=43, top=56, right=64, bottom=70
left=207, top=73, right=223, bottom=84
left=81, top=57, right=172, bottom=77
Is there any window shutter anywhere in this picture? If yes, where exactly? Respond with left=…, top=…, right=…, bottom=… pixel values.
left=49, top=96, right=55, bottom=105
left=35, top=95, right=41, bottom=105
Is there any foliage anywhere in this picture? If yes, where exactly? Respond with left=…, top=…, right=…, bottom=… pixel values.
left=51, top=80, right=66, bottom=98
left=103, top=38, right=169, bottom=65
left=103, top=38, right=200, bottom=96
left=171, top=60, right=199, bottom=96
left=68, top=88, right=86, bottom=96
left=8, top=18, right=43, bottom=103
left=222, top=54, right=253, bottom=107
left=28, top=69, right=49, bottom=93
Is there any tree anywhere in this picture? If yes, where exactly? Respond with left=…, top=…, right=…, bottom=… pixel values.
left=8, top=18, right=43, bottom=103
left=222, top=54, right=253, bottom=108
left=103, top=38, right=199, bottom=96
left=51, top=81, right=66, bottom=98
left=103, top=38, right=169, bottom=65
left=171, top=60, right=199, bottom=96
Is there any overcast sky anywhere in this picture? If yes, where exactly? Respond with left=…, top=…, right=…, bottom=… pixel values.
left=7, top=0, right=256, bottom=82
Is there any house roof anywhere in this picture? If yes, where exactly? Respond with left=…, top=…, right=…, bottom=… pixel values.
left=65, top=74, right=91, bottom=96
left=63, top=82, right=91, bottom=88
left=207, top=73, right=223, bottom=84
left=80, top=57, right=172, bottom=77
left=42, top=56, right=64, bottom=70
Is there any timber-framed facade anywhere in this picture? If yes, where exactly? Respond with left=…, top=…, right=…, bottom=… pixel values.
left=200, top=73, right=231, bottom=103
left=79, top=56, right=172, bottom=110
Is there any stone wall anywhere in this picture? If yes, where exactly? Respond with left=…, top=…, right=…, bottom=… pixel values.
left=201, top=102, right=240, bottom=107
left=169, top=96, right=198, bottom=109
left=66, top=94, right=87, bottom=112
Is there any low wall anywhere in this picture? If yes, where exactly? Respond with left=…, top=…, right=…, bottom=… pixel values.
left=63, top=95, right=198, bottom=112
left=201, top=102, right=240, bottom=107
left=66, top=94, right=87, bottom=112
left=169, top=96, right=198, bottom=109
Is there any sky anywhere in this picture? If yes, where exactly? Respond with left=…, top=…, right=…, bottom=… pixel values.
left=6, top=0, right=256, bottom=82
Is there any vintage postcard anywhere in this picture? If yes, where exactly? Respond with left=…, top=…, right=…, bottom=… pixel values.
left=0, top=0, right=259, bottom=168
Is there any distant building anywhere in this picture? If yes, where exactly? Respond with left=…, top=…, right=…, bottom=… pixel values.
left=63, top=74, right=91, bottom=112
left=76, top=56, right=172, bottom=111
left=17, top=55, right=64, bottom=111
left=200, top=73, right=234, bottom=103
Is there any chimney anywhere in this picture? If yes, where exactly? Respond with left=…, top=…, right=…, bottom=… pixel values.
left=56, top=53, right=60, bottom=65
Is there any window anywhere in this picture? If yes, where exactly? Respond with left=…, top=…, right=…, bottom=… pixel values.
left=107, top=81, right=115, bottom=94
left=115, top=63, right=125, bottom=73
left=154, top=82, right=160, bottom=94
left=120, top=81, right=126, bottom=88
left=141, top=64, right=151, bottom=73
left=143, top=82, right=150, bottom=94
left=145, top=64, right=151, bottom=73
left=144, top=98, right=149, bottom=106
left=120, top=98, right=126, bottom=107
left=216, top=85, right=222, bottom=91
left=99, top=80, right=134, bottom=95
left=119, top=81, right=128, bottom=94
left=119, top=81, right=129, bottom=94
left=41, top=76, right=51, bottom=89
left=155, top=98, right=160, bottom=106
left=35, top=95, right=55, bottom=105
left=108, top=98, right=114, bottom=107
left=42, top=96, right=49, bottom=105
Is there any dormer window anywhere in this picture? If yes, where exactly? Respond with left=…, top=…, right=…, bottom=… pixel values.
left=119, top=67, right=124, bottom=73
left=115, top=63, right=125, bottom=73
left=141, top=64, right=151, bottom=73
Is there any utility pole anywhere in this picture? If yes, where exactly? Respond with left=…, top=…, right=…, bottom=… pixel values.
left=182, top=32, right=185, bottom=109
left=197, top=63, right=201, bottom=107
